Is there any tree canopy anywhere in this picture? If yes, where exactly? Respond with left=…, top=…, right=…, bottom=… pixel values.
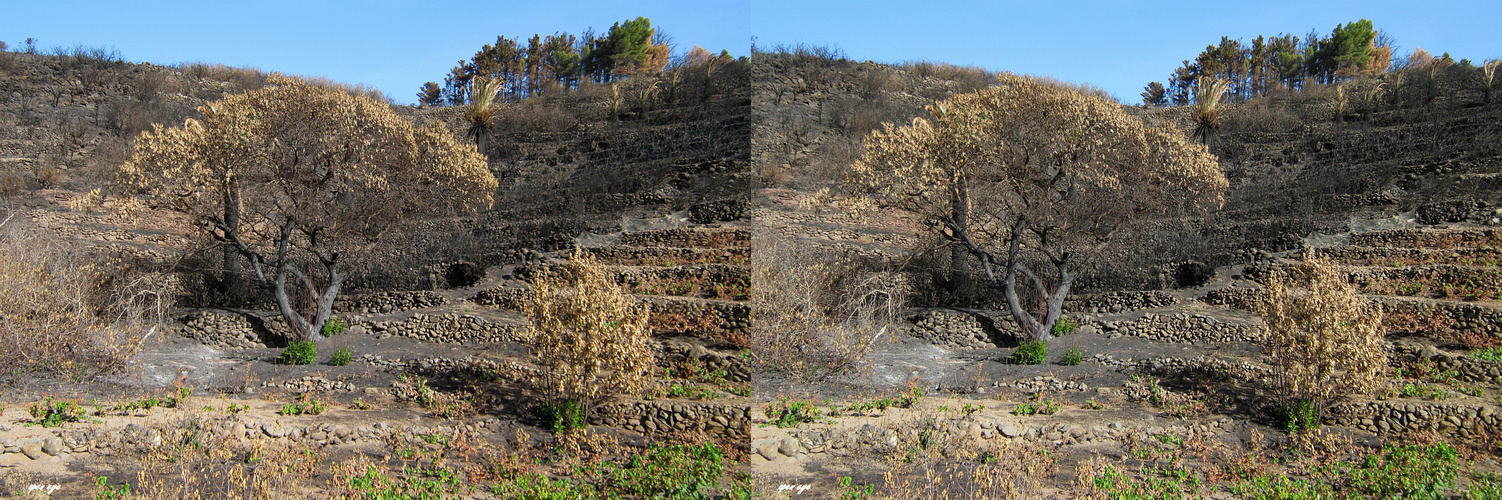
left=1147, top=19, right=1390, bottom=106
left=120, top=75, right=496, bottom=341
left=852, top=74, right=1226, bottom=341
left=436, top=16, right=671, bottom=105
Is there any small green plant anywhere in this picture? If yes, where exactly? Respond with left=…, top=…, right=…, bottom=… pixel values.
left=321, top=316, right=348, bottom=336
left=281, top=340, right=317, bottom=365
left=420, top=433, right=451, bottom=446
left=1347, top=443, right=1459, bottom=499
left=1468, top=471, right=1502, bottom=499
left=613, top=442, right=727, bottom=499
left=350, top=399, right=371, bottom=410
left=845, top=384, right=924, bottom=414
left=839, top=476, right=877, bottom=499
left=329, top=346, right=352, bottom=366
left=347, top=464, right=469, bottom=499
left=961, top=403, right=985, bottom=415
left=226, top=403, right=248, bottom=413
left=1051, top=316, right=1078, bottom=336
left=278, top=394, right=328, bottom=416
left=1276, top=399, right=1320, bottom=432
left=541, top=398, right=587, bottom=434
left=1060, top=347, right=1083, bottom=366
left=1474, top=347, right=1502, bottom=362
left=1013, top=398, right=1060, bottom=416
left=1085, top=398, right=1104, bottom=410
left=95, top=476, right=131, bottom=499
left=29, top=397, right=87, bottom=427
left=1013, top=340, right=1048, bottom=365
left=762, top=397, right=832, bottom=428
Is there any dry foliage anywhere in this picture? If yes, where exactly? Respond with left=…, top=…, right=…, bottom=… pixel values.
left=850, top=74, right=1226, bottom=340
left=523, top=252, right=655, bottom=408
left=879, top=416, right=1057, bottom=499
left=1259, top=253, right=1387, bottom=413
left=0, top=223, right=176, bottom=378
left=129, top=429, right=320, bottom=499
left=120, top=74, right=496, bottom=341
left=750, top=235, right=906, bottom=378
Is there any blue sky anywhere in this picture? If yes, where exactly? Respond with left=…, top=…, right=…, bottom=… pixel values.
left=4, top=1, right=1498, bottom=104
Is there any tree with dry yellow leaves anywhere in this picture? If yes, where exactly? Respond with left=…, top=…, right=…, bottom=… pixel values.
left=1259, top=254, right=1386, bottom=427
left=851, top=74, right=1226, bottom=342
left=523, top=253, right=654, bottom=418
left=120, top=75, right=496, bottom=342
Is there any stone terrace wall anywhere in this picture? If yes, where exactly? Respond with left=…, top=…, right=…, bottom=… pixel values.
left=592, top=400, right=751, bottom=445
left=620, top=228, right=750, bottom=248
left=1351, top=228, right=1502, bottom=249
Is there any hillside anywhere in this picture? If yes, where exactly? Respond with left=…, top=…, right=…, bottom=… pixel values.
left=3, top=42, right=1502, bottom=497
left=745, top=48, right=1502, bottom=497
left=0, top=51, right=758, bottom=498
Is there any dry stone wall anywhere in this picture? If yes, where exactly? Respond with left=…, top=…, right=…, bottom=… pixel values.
left=584, top=245, right=749, bottom=266
left=1350, top=228, right=1502, bottom=248
left=592, top=400, right=751, bottom=444
left=179, top=310, right=270, bottom=348
left=1064, top=291, right=1179, bottom=314
left=1095, top=313, right=1264, bottom=344
left=1327, top=399, right=1501, bottom=439
left=620, top=228, right=750, bottom=248
left=363, top=313, right=532, bottom=344
left=334, top=291, right=448, bottom=314
left=909, top=310, right=998, bottom=349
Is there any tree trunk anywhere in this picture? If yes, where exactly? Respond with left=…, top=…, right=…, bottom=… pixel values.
left=949, top=170, right=973, bottom=299
left=955, top=217, right=1075, bottom=342
left=221, top=176, right=242, bottom=297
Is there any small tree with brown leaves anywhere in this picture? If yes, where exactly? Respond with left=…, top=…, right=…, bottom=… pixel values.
left=523, top=253, right=654, bottom=420
left=120, top=75, right=495, bottom=342
left=851, top=74, right=1226, bottom=342
left=1259, top=254, right=1386, bottom=427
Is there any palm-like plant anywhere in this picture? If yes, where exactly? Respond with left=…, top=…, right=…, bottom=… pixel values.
left=1482, top=59, right=1499, bottom=105
left=464, top=76, right=504, bottom=153
left=1191, top=78, right=1230, bottom=145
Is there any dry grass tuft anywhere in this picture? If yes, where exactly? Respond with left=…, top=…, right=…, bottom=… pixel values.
left=0, top=223, right=176, bottom=379
left=750, top=234, right=906, bottom=379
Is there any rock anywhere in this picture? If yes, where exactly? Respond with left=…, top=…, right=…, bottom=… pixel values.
left=778, top=437, right=800, bottom=456
left=1420, top=345, right=1442, bottom=360
left=998, top=423, right=1020, bottom=438
left=756, top=441, right=780, bottom=461
left=41, top=437, right=64, bottom=456
left=20, top=440, right=44, bottom=460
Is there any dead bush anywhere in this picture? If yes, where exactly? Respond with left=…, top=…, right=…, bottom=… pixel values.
left=132, top=70, right=179, bottom=102
left=0, top=223, right=176, bottom=379
left=523, top=252, right=654, bottom=414
left=1221, top=98, right=1304, bottom=135
left=750, top=234, right=906, bottom=379
left=34, top=164, right=65, bottom=189
left=880, top=420, right=1057, bottom=498
left=1259, top=253, right=1386, bottom=421
left=176, top=62, right=266, bottom=94
left=127, top=419, right=320, bottom=499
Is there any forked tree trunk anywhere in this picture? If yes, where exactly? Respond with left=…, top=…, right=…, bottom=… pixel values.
left=221, top=218, right=346, bottom=343
left=952, top=217, right=1075, bottom=342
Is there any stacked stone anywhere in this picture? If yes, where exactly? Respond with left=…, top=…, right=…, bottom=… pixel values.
left=909, top=310, right=995, bottom=349
left=179, top=310, right=265, bottom=349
